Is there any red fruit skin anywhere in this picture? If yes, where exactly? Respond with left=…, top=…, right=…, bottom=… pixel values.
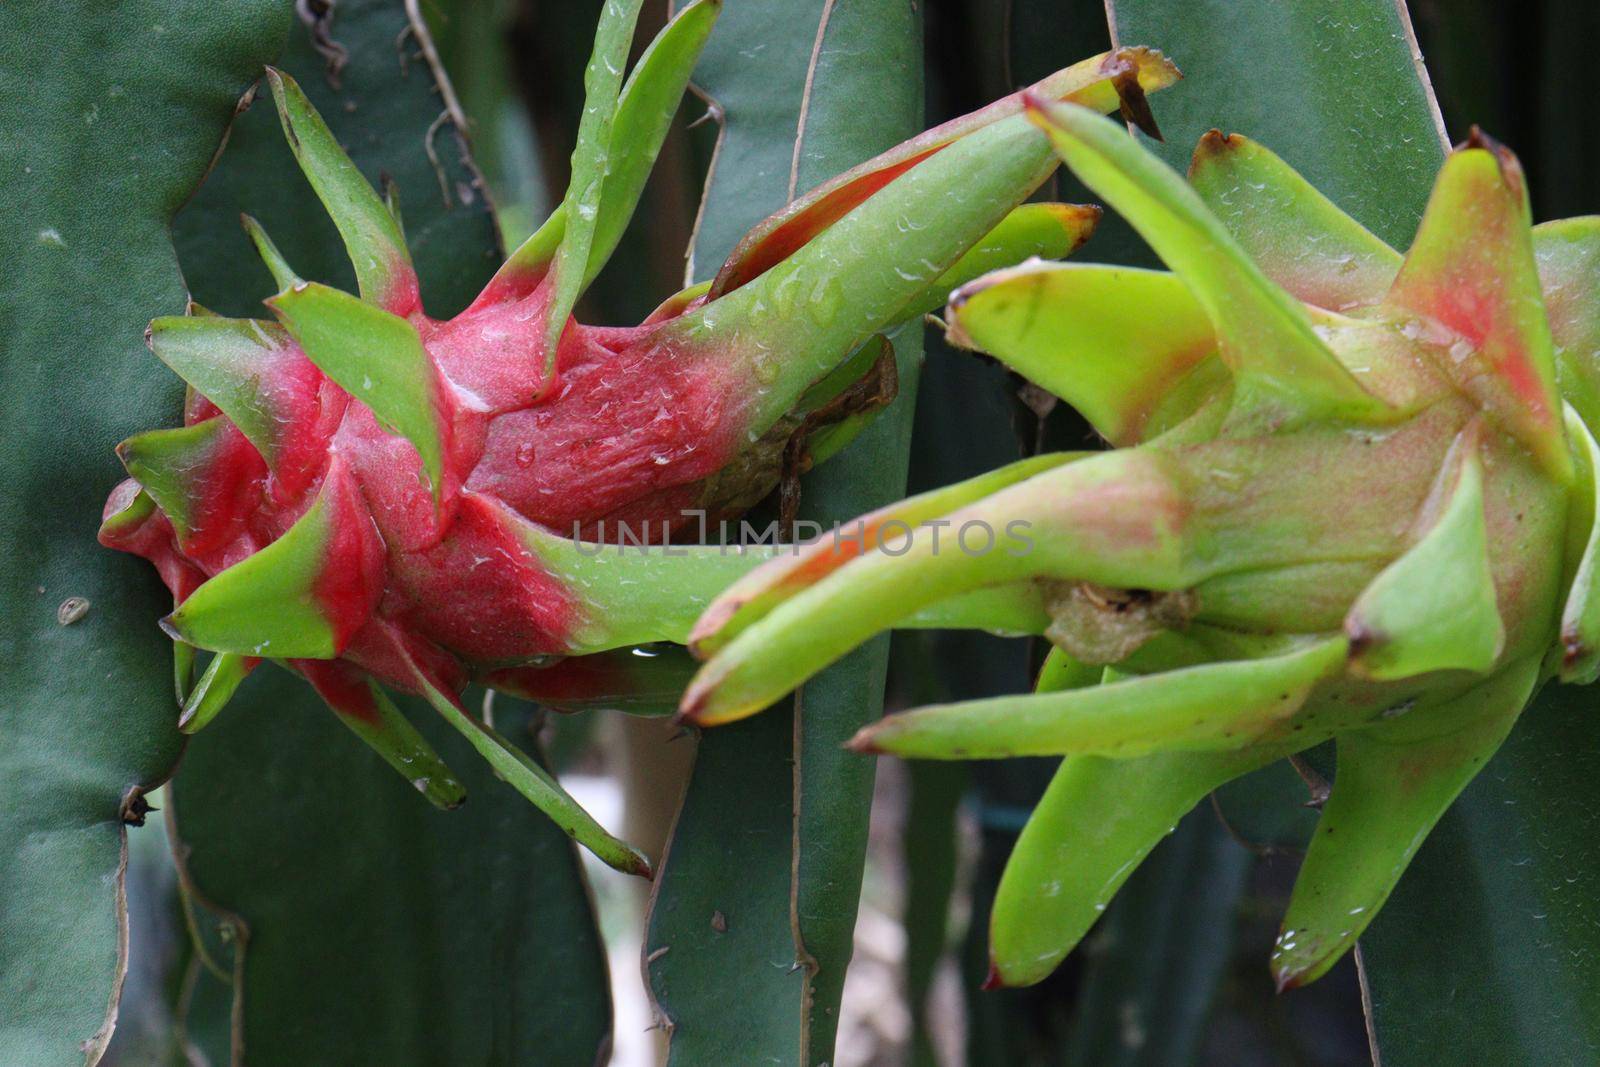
left=103, top=275, right=763, bottom=692
left=297, top=658, right=384, bottom=726
left=309, top=462, right=389, bottom=656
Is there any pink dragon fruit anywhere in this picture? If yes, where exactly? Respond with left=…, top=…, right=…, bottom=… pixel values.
left=100, top=0, right=1177, bottom=872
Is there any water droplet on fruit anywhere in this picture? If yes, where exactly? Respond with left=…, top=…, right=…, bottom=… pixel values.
left=809, top=274, right=843, bottom=328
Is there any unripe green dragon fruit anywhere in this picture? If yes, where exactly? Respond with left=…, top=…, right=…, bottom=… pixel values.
left=680, top=94, right=1600, bottom=983
left=100, top=0, right=1179, bottom=873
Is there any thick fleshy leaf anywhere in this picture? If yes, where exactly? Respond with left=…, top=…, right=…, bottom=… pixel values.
left=1386, top=136, right=1567, bottom=478
left=266, top=68, right=418, bottom=315
left=0, top=6, right=290, bottom=1061
left=1360, top=676, right=1600, bottom=1061
left=707, top=47, right=1179, bottom=297
left=990, top=746, right=1278, bottom=988
left=852, top=637, right=1347, bottom=759
left=647, top=4, right=926, bottom=1062
left=1187, top=131, right=1402, bottom=310
left=902, top=202, right=1101, bottom=319
left=298, top=659, right=465, bottom=811
left=946, top=261, right=1219, bottom=445
left=1025, top=98, right=1394, bottom=426
left=177, top=651, right=255, bottom=733
left=169, top=671, right=610, bottom=1064
left=1275, top=655, right=1539, bottom=990
left=1104, top=0, right=1448, bottom=250
left=164, top=461, right=382, bottom=658
left=145, top=314, right=325, bottom=492
left=488, top=0, right=720, bottom=299
left=1535, top=218, right=1600, bottom=442
left=268, top=281, right=451, bottom=504
left=1345, top=424, right=1504, bottom=679
left=537, top=0, right=644, bottom=394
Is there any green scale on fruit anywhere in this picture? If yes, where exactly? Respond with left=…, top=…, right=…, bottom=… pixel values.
left=681, top=95, right=1600, bottom=987
left=99, top=0, right=1182, bottom=874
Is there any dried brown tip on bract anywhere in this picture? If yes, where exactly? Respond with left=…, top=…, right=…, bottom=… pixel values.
left=1343, top=620, right=1381, bottom=659
left=1562, top=625, right=1588, bottom=671
left=1188, top=129, right=1244, bottom=173
left=842, top=726, right=883, bottom=755
left=1462, top=124, right=1526, bottom=195
left=942, top=286, right=977, bottom=349
left=1112, top=65, right=1163, bottom=141
left=1272, top=958, right=1313, bottom=995
left=119, top=787, right=153, bottom=827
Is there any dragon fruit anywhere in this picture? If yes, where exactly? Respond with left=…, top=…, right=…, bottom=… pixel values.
left=680, top=94, right=1600, bottom=983
left=100, top=0, right=1180, bottom=873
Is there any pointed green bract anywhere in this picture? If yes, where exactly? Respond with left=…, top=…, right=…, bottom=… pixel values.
left=689, top=453, right=1077, bottom=655
left=1560, top=408, right=1600, bottom=683
left=492, top=0, right=720, bottom=298
left=901, top=203, right=1101, bottom=319
left=668, top=113, right=1066, bottom=444
left=147, top=314, right=301, bottom=471
left=851, top=637, right=1347, bottom=759
left=240, top=213, right=304, bottom=291
left=1535, top=218, right=1600, bottom=443
left=399, top=645, right=652, bottom=876
left=499, top=497, right=775, bottom=654
left=382, top=175, right=404, bottom=236
left=1274, top=656, right=1540, bottom=990
left=116, top=418, right=235, bottom=545
left=1346, top=427, right=1504, bottom=680
left=709, top=47, right=1180, bottom=297
left=682, top=450, right=1196, bottom=725
left=97, top=483, right=158, bottom=549
left=178, top=651, right=254, bottom=733
left=947, top=261, right=1220, bottom=445
left=1025, top=98, right=1393, bottom=426
left=1034, top=645, right=1102, bottom=692
left=266, top=68, right=418, bottom=314
left=991, top=746, right=1279, bottom=988
left=268, top=282, right=449, bottom=505
left=163, top=464, right=378, bottom=658
left=1387, top=139, right=1568, bottom=479
left=537, top=0, right=645, bottom=395
left=295, top=658, right=466, bottom=811
left=1187, top=131, right=1402, bottom=310
left=173, top=637, right=196, bottom=706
